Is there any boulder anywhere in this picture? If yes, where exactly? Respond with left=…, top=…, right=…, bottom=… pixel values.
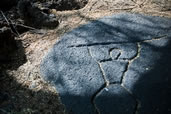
left=40, top=13, right=171, bottom=114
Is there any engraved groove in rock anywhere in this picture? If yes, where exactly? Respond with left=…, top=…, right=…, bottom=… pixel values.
left=120, top=43, right=141, bottom=114
left=99, top=58, right=112, bottom=63
left=67, top=35, right=168, bottom=48
left=40, top=13, right=171, bottom=114
left=120, top=85, right=141, bottom=114
left=134, top=100, right=141, bottom=114
left=91, top=84, right=106, bottom=114
left=68, top=36, right=167, bottom=113
left=94, top=83, right=137, bottom=114
left=143, top=35, right=168, bottom=43
left=87, top=47, right=109, bottom=114
left=109, top=48, right=122, bottom=60
left=87, top=47, right=110, bottom=85
left=88, top=42, right=144, bottom=114
left=120, top=43, right=141, bottom=84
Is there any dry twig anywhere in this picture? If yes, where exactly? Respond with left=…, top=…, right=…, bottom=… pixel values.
left=0, top=10, right=20, bottom=37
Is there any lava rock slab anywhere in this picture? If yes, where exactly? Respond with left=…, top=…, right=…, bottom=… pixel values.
left=95, top=84, right=136, bottom=114
left=40, top=13, right=171, bottom=114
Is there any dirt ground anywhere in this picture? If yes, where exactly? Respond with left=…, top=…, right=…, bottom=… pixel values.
left=0, top=0, right=171, bottom=114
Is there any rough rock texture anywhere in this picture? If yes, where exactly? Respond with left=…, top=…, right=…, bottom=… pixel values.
left=40, top=13, right=171, bottom=114
left=95, top=84, right=136, bottom=114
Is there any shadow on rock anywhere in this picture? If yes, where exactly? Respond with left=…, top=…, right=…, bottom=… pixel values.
left=125, top=39, right=171, bottom=114
left=40, top=13, right=171, bottom=114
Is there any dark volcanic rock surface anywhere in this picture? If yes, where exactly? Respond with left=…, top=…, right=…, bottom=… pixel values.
left=40, top=13, right=171, bottom=114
